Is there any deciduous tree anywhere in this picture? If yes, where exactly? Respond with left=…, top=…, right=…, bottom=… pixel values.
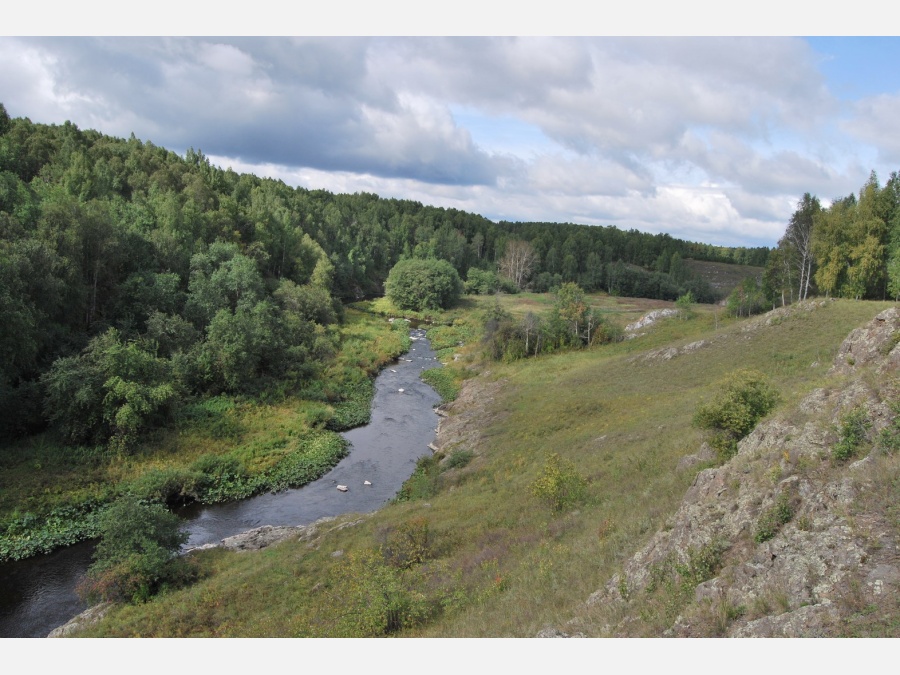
left=499, top=239, right=538, bottom=290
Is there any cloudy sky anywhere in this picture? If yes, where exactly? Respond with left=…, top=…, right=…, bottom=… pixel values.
left=3, top=31, right=900, bottom=248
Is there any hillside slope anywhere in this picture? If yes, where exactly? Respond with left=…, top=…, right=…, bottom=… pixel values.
left=580, top=306, right=900, bottom=637
left=67, top=298, right=897, bottom=638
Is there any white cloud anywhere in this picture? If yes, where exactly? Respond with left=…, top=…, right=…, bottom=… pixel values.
left=844, top=93, right=900, bottom=165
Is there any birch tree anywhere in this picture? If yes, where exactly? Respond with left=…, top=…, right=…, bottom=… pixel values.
left=783, top=193, right=819, bottom=301
left=499, top=239, right=538, bottom=290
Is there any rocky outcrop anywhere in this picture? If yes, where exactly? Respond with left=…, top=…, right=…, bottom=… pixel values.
left=48, top=602, right=112, bottom=637
left=587, top=306, right=900, bottom=637
left=634, top=339, right=711, bottom=364
left=625, top=308, right=679, bottom=335
left=830, top=307, right=900, bottom=376
left=186, top=515, right=371, bottom=554
left=740, top=298, right=834, bottom=333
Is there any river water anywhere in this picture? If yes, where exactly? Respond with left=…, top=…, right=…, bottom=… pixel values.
left=0, top=327, right=442, bottom=638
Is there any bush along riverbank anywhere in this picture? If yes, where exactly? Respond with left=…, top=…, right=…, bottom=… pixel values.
left=0, top=311, right=411, bottom=563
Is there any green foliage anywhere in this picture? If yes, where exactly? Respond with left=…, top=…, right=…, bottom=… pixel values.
left=726, top=277, right=767, bottom=317
left=79, top=496, right=193, bottom=604
left=385, top=258, right=463, bottom=311
left=177, top=395, right=243, bottom=439
left=273, top=279, right=338, bottom=326
left=189, top=453, right=249, bottom=503
left=675, top=291, right=695, bottom=319
left=382, top=517, right=432, bottom=570
left=754, top=491, right=796, bottom=543
left=465, top=268, right=501, bottom=295
left=888, top=252, right=900, bottom=301
left=395, top=454, right=441, bottom=502
left=679, top=541, right=727, bottom=587
left=42, top=329, right=179, bottom=450
left=832, top=405, right=871, bottom=461
left=530, top=453, right=588, bottom=512
left=128, top=466, right=204, bottom=505
left=693, top=369, right=780, bottom=460
left=443, top=449, right=474, bottom=470
left=481, top=283, right=617, bottom=363
left=321, top=548, right=432, bottom=636
left=643, top=541, right=727, bottom=625
left=421, top=367, right=459, bottom=403
left=258, top=431, right=348, bottom=493
left=0, top=500, right=106, bottom=562
left=878, top=398, right=900, bottom=454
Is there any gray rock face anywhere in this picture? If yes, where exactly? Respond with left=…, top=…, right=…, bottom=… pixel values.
left=588, top=307, right=900, bottom=637
left=48, top=602, right=112, bottom=638
left=829, top=307, right=900, bottom=376
left=219, top=524, right=308, bottom=552
left=625, top=308, right=679, bottom=334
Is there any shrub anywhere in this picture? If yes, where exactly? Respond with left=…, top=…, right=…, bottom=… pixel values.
left=383, top=517, right=431, bottom=569
left=530, top=453, right=588, bottom=512
left=443, top=449, right=474, bottom=470
left=754, top=491, right=796, bottom=543
left=675, top=291, right=696, bottom=320
left=643, top=540, right=727, bottom=625
left=726, top=277, right=767, bottom=318
left=832, top=405, right=871, bottom=461
left=323, top=548, right=431, bottom=636
left=190, top=454, right=249, bottom=502
left=384, top=258, right=463, bottom=312
left=693, top=369, right=780, bottom=461
left=464, top=268, right=500, bottom=295
left=79, top=496, right=192, bottom=604
left=878, top=398, right=900, bottom=454
left=395, top=455, right=441, bottom=502
left=128, top=466, right=203, bottom=505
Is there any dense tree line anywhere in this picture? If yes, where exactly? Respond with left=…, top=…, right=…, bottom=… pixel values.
left=482, top=282, right=624, bottom=363
left=765, top=172, right=900, bottom=305
left=0, top=104, right=762, bottom=443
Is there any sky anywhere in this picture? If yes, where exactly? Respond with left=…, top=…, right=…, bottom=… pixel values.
left=3, top=11, right=900, bottom=249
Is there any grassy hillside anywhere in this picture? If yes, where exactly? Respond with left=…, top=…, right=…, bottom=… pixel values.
left=685, top=258, right=764, bottom=297
left=76, top=296, right=896, bottom=637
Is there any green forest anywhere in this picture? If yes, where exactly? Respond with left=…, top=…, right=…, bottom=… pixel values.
left=0, top=102, right=763, bottom=448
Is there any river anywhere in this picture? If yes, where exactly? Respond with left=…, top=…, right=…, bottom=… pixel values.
left=0, top=327, right=442, bottom=638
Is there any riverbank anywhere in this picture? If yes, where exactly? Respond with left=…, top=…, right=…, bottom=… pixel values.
left=0, top=310, right=411, bottom=563
left=37, top=325, right=446, bottom=638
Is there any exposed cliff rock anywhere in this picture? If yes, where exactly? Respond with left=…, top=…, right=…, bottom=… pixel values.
left=586, top=306, right=900, bottom=637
